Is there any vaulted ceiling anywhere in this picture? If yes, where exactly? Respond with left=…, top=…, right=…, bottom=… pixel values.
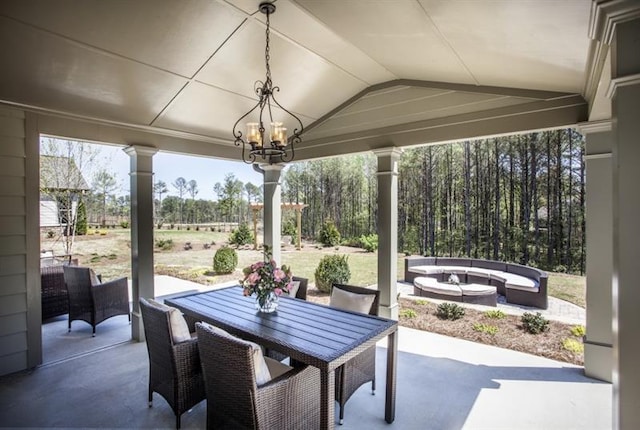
left=0, top=0, right=602, bottom=161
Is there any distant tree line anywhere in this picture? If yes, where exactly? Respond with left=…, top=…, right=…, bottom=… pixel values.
left=282, top=128, right=585, bottom=274
left=155, top=173, right=262, bottom=226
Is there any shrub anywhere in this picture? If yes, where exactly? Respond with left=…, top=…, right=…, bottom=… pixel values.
left=473, top=323, right=498, bottom=335
left=203, top=243, right=211, bottom=250
left=399, top=309, right=417, bottom=318
left=186, top=225, right=191, bottom=231
left=184, top=242, right=192, bottom=250
left=436, top=302, right=465, bottom=320
left=107, top=253, right=117, bottom=260
left=195, top=225, right=200, bottom=231
left=521, top=312, right=550, bottom=334
left=318, top=220, right=341, bottom=247
left=485, top=309, right=506, bottom=319
left=314, top=254, right=350, bottom=293
left=213, top=246, right=238, bottom=274
left=282, top=220, right=297, bottom=237
left=229, top=223, right=254, bottom=246
left=359, top=234, right=378, bottom=252
left=570, top=325, right=586, bottom=337
left=76, top=201, right=87, bottom=235
left=170, top=223, right=175, bottom=230
left=156, top=222, right=163, bottom=230
left=340, top=237, right=361, bottom=247
left=554, top=264, right=567, bottom=273
left=155, top=238, right=174, bottom=251
left=119, top=220, right=129, bottom=229
left=415, top=299, right=429, bottom=306
left=562, top=338, right=584, bottom=353
left=46, top=230, right=55, bottom=239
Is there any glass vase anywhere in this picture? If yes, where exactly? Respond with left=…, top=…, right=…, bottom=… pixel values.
left=255, top=291, right=279, bottom=313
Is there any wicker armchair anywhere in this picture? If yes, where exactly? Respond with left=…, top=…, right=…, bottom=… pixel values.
left=63, top=265, right=130, bottom=336
left=139, top=298, right=206, bottom=430
left=41, top=265, right=68, bottom=320
left=195, top=321, right=321, bottom=429
left=331, top=283, right=380, bottom=425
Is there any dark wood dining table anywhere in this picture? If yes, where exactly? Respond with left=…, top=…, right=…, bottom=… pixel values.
left=165, top=285, right=398, bottom=430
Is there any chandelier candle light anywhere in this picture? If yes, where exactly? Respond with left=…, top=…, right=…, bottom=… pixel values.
left=233, top=2, right=303, bottom=164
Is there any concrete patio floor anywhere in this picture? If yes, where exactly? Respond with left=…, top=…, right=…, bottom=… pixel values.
left=0, top=277, right=610, bottom=429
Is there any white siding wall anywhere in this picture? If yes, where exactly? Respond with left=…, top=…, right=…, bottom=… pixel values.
left=0, top=106, right=31, bottom=375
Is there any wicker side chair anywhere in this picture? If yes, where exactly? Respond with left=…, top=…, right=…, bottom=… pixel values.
left=331, top=283, right=380, bottom=425
left=139, top=298, right=206, bottom=430
left=195, top=321, right=321, bottom=429
left=63, top=265, right=130, bottom=335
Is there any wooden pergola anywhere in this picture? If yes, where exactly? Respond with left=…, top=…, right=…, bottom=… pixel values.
left=249, top=203, right=308, bottom=250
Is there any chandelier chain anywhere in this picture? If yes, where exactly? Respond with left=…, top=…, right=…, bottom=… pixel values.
left=264, top=11, right=272, bottom=87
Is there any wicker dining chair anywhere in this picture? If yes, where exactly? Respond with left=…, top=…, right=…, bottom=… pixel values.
left=195, top=321, right=321, bottom=429
left=139, top=298, right=206, bottom=430
left=330, top=283, right=380, bottom=425
left=290, top=275, right=309, bottom=300
left=63, top=265, right=130, bottom=335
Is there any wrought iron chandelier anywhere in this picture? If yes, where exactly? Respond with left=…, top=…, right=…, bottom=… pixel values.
left=233, top=2, right=303, bottom=164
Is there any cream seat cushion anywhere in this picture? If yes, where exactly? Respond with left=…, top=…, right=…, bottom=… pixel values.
left=330, top=286, right=376, bottom=314
left=145, top=298, right=192, bottom=344
left=199, top=322, right=291, bottom=386
left=409, top=265, right=443, bottom=275
left=502, top=273, right=538, bottom=292
left=414, top=277, right=462, bottom=296
left=459, top=284, right=497, bottom=296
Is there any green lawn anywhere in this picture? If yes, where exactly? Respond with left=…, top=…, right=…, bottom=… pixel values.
left=42, top=228, right=586, bottom=308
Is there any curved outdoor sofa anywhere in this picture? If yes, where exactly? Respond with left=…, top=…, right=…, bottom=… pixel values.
left=404, top=256, right=548, bottom=309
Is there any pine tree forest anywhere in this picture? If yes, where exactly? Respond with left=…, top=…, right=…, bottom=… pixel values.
left=282, top=128, right=586, bottom=275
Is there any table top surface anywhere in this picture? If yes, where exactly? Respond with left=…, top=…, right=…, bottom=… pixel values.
left=166, top=285, right=397, bottom=371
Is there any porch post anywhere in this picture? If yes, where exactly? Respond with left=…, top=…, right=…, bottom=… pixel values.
left=578, top=121, right=613, bottom=383
left=124, top=145, right=157, bottom=342
left=374, top=148, right=402, bottom=320
left=261, top=164, right=283, bottom=265
left=609, top=13, right=640, bottom=429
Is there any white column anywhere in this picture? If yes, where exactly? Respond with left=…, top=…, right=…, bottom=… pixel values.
left=374, top=148, right=403, bottom=320
left=261, top=164, right=283, bottom=265
left=578, top=121, right=613, bottom=383
left=124, top=145, right=157, bottom=342
left=610, top=16, right=640, bottom=430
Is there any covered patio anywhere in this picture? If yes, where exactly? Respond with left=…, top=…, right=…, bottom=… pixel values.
left=0, top=322, right=611, bottom=429
left=0, top=0, right=639, bottom=428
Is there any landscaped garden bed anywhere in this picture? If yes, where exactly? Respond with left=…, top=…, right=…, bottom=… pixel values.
left=42, top=228, right=586, bottom=366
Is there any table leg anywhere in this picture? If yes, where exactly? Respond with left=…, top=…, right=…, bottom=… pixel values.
left=385, top=330, right=398, bottom=423
left=320, top=369, right=335, bottom=429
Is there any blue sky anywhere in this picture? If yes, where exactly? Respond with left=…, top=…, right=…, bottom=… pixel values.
left=91, top=143, right=264, bottom=200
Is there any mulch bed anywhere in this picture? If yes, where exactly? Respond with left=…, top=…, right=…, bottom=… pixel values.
left=307, top=290, right=584, bottom=366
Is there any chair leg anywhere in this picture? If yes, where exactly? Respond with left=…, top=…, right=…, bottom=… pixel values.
left=148, top=388, right=153, bottom=407
left=339, top=404, right=344, bottom=425
left=372, top=378, right=376, bottom=395
left=68, top=319, right=71, bottom=333
left=176, top=414, right=181, bottom=430
left=92, top=326, right=96, bottom=337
